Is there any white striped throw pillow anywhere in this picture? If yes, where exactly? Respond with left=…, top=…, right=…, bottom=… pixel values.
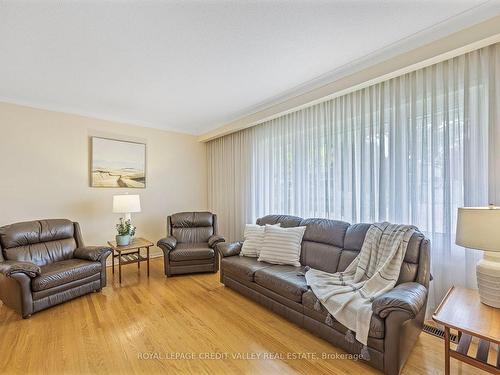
left=240, top=223, right=280, bottom=257
left=258, top=224, right=307, bottom=267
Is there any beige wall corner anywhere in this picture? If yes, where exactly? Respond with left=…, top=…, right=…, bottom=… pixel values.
left=0, top=102, right=208, bottom=258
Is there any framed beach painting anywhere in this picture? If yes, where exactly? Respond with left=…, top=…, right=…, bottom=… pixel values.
left=90, top=137, right=146, bottom=188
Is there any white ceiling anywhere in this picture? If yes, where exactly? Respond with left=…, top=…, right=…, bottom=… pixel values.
left=0, top=0, right=498, bottom=135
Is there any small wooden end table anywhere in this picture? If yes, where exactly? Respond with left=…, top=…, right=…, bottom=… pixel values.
left=107, top=237, right=154, bottom=284
left=433, top=286, right=500, bottom=374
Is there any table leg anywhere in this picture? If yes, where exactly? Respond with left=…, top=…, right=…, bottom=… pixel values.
left=444, top=326, right=450, bottom=375
left=112, top=252, right=115, bottom=274
left=147, top=246, right=150, bottom=277
left=138, top=248, right=141, bottom=271
left=119, top=252, right=122, bottom=284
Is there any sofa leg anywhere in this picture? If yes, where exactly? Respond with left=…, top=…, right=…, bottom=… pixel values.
left=23, top=314, right=31, bottom=319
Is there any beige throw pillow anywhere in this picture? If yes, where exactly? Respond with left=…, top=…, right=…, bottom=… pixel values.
left=258, top=224, right=307, bottom=267
left=240, top=223, right=280, bottom=258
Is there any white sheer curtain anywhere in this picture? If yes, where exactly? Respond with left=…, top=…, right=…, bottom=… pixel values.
left=207, top=43, right=499, bottom=311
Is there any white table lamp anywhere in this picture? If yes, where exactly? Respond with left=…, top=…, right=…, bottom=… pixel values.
left=456, top=206, right=500, bottom=308
left=113, top=194, right=141, bottom=221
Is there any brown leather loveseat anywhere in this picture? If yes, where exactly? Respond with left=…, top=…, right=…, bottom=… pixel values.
left=218, top=215, right=430, bottom=375
left=0, top=219, right=112, bottom=318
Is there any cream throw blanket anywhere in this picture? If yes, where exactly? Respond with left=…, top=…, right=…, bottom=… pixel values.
left=305, top=222, right=415, bottom=354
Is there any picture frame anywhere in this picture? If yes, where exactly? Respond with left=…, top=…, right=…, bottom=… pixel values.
left=90, top=136, right=146, bottom=188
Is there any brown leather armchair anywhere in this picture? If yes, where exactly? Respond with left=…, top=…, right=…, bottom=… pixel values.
left=0, top=219, right=111, bottom=318
left=157, top=212, right=224, bottom=276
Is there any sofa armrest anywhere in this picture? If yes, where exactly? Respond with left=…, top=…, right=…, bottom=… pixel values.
left=74, top=246, right=112, bottom=262
left=372, top=282, right=427, bottom=319
left=208, top=235, right=225, bottom=249
left=0, top=260, right=41, bottom=278
left=157, top=236, right=177, bottom=252
left=217, top=241, right=242, bottom=257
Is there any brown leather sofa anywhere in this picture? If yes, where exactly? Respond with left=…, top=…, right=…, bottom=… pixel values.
left=0, top=219, right=112, bottom=318
left=157, top=212, right=224, bottom=276
left=218, top=215, right=430, bottom=375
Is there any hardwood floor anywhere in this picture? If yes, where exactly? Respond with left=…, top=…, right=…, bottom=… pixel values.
left=0, top=258, right=490, bottom=374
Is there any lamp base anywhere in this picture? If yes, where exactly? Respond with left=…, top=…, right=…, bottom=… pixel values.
left=477, top=251, right=500, bottom=308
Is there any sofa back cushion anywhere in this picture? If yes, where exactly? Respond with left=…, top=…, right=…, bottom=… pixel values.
left=397, top=231, right=426, bottom=284
left=339, top=223, right=371, bottom=271
left=299, top=218, right=350, bottom=273
left=340, top=223, right=425, bottom=284
left=170, top=212, right=214, bottom=243
left=256, top=214, right=303, bottom=228
left=0, top=219, right=76, bottom=266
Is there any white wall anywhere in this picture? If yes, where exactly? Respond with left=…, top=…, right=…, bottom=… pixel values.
left=0, top=102, right=207, bottom=258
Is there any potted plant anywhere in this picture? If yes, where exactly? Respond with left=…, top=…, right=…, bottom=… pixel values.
left=115, top=218, right=136, bottom=246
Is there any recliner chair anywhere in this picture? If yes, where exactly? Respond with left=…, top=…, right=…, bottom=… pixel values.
left=0, top=219, right=112, bottom=318
left=157, top=212, right=224, bottom=276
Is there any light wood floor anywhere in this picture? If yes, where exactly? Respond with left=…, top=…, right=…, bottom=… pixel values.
left=0, top=258, right=490, bottom=374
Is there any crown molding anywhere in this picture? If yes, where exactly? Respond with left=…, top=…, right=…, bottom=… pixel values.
left=199, top=7, right=500, bottom=142
left=0, top=97, right=194, bottom=136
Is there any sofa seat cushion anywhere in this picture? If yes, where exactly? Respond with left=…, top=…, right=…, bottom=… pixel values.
left=302, top=290, right=385, bottom=339
left=169, top=243, right=214, bottom=261
left=221, top=256, right=272, bottom=282
left=254, top=265, right=308, bottom=302
left=32, top=259, right=101, bottom=291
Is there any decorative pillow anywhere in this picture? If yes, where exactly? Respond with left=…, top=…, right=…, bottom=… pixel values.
left=258, top=225, right=307, bottom=267
left=240, top=223, right=280, bottom=258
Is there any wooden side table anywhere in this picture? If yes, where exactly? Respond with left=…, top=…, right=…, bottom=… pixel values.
left=107, top=237, right=154, bottom=284
left=433, top=286, right=500, bottom=374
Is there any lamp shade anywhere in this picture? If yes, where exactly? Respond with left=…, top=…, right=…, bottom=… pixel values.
left=113, top=194, right=141, bottom=213
left=456, top=207, right=500, bottom=252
